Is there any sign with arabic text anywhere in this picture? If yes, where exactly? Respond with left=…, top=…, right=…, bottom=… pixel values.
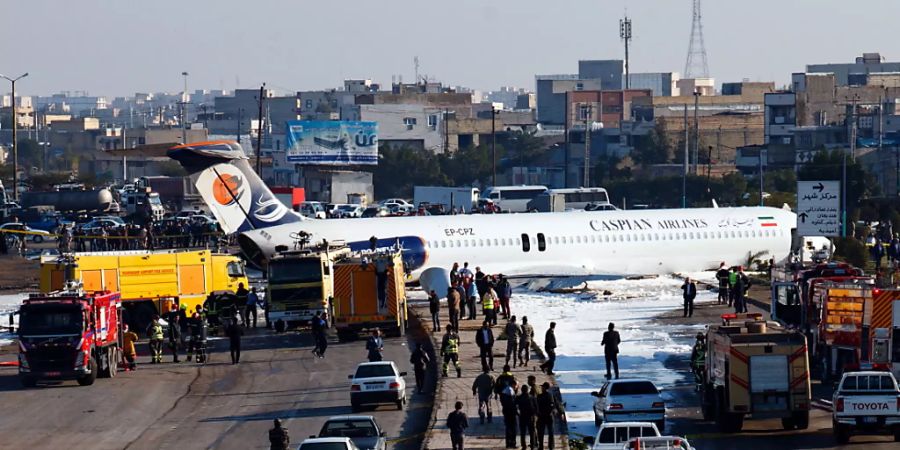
left=797, top=180, right=840, bottom=236
left=285, top=120, right=378, bottom=165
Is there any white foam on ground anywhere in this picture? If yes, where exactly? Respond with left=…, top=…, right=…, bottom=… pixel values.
left=0, top=293, right=27, bottom=346
left=513, top=273, right=716, bottom=438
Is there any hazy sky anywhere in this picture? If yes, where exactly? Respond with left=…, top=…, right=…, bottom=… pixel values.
left=3, top=0, right=900, bottom=97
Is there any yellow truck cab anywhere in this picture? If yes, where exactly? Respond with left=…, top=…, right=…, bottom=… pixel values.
left=40, top=249, right=248, bottom=329
left=266, top=243, right=350, bottom=328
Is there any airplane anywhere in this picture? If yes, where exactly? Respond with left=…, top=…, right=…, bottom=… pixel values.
left=169, top=141, right=809, bottom=295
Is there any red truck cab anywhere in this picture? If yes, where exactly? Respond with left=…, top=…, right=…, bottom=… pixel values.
left=17, top=290, right=122, bottom=387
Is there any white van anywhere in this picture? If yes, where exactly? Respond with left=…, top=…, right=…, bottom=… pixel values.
left=481, top=185, right=547, bottom=213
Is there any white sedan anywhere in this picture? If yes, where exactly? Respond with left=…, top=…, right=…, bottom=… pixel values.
left=0, top=223, right=53, bottom=243
left=592, top=379, right=666, bottom=432
left=297, top=437, right=360, bottom=450
left=349, top=361, right=408, bottom=411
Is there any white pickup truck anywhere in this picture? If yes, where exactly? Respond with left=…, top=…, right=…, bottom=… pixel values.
left=832, top=371, right=900, bottom=444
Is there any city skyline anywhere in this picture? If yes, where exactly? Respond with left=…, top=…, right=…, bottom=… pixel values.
left=3, top=0, right=900, bottom=97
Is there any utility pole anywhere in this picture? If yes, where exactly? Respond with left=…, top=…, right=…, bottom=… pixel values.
left=256, top=83, right=266, bottom=176
left=584, top=103, right=592, bottom=187
left=443, top=108, right=449, bottom=153
left=683, top=104, right=689, bottom=208
left=693, top=90, right=701, bottom=174
left=620, top=16, right=632, bottom=90
left=759, top=148, right=765, bottom=206
left=491, top=105, right=497, bottom=186
left=236, top=108, right=243, bottom=144
left=181, top=71, right=189, bottom=144
left=1, top=72, right=29, bottom=202
left=716, top=126, right=721, bottom=162
left=564, top=91, right=570, bottom=188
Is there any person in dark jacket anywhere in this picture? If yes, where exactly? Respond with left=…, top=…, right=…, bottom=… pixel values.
left=268, top=418, right=290, bottom=450
left=518, top=316, right=534, bottom=367
left=472, top=368, right=495, bottom=424
left=504, top=316, right=522, bottom=368
left=224, top=315, right=244, bottom=364
left=167, top=313, right=182, bottom=363
left=447, top=401, right=468, bottom=450
left=428, top=290, right=441, bottom=331
left=536, top=382, right=557, bottom=450
left=517, top=384, right=537, bottom=450
left=715, top=262, right=729, bottom=304
left=314, top=313, right=328, bottom=358
left=734, top=267, right=750, bottom=314
left=235, top=283, right=249, bottom=326
left=681, top=277, right=697, bottom=318
left=498, top=275, right=512, bottom=319
left=447, top=286, right=461, bottom=333
left=539, top=322, right=557, bottom=375
left=500, top=377, right=519, bottom=448
left=601, top=322, right=620, bottom=379
left=409, top=343, right=430, bottom=394
left=474, top=267, right=488, bottom=298
left=366, top=328, right=384, bottom=362
left=311, top=311, right=323, bottom=356
left=475, top=320, right=495, bottom=372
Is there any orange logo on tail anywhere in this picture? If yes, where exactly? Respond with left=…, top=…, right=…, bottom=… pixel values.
left=212, top=174, right=244, bottom=206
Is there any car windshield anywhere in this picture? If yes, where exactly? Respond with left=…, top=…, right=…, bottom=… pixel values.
left=355, top=364, right=395, bottom=378
left=19, top=306, right=83, bottom=335
left=610, top=381, right=658, bottom=396
left=338, top=205, right=356, bottom=211
left=320, top=420, right=378, bottom=438
left=300, top=443, right=353, bottom=450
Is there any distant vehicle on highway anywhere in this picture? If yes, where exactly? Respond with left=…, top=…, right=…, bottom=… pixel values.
left=0, top=223, right=53, bottom=243
left=583, top=421, right=661, bottom=450
left=348, top=361, right=407, bottom=412
left=317, top=415, right=386, bottom=450
left=592, top=379, right=666, bottom=431
left=298, top=437, right=361, bottom=450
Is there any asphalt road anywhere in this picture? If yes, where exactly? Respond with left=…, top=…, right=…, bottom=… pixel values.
left=650, top=289, right=899, bottom=450
left=0, top=327, right=431, bottom=450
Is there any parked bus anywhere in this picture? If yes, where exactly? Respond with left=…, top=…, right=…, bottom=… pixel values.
left=481, top=185, right=548, bottom=213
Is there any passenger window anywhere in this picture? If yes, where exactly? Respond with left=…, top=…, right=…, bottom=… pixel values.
left=441, top=241, right=446, bottom=248
left=521, top=234, right=530, bottom=252
left=494, top=238, right=499, bottom=246
left=479, top=239, right=484, bottom=246
left=537, top=233, right=546, bottom=251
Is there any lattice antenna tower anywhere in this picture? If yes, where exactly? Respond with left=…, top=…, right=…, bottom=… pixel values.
left=684, top=0, right=710, bottom=78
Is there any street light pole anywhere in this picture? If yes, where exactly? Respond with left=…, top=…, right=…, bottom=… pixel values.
left=491, top=105, right=497, bottom=186
left=1, top=72, right=29, bottom=202
left=181, top=71, right=189, bottom=144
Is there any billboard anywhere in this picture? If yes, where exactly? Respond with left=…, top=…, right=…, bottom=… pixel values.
left=285, top=120, right=378, bottom=165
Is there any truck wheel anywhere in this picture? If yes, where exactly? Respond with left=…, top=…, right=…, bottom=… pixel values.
left=107, top=347, right=118, bottom=378
left=793, top=411, right=809, bottom=430
left=781, top=417, right=796, bottom=430
left=833, top=422, right=850, bottom=444
left=77, top=357, right=97, bottom=386
left=726, top=413, right=744, bottom=433
left=20, top=376, right=37, bottom=388
left=893, top=430, right=900, bottom=442
left=32, top=235, right=43, bottom=243
left=700, top=385, right=713, bottom=421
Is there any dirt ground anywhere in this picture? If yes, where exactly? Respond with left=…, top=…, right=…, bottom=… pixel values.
left=0, top=255, right=40, bottom=294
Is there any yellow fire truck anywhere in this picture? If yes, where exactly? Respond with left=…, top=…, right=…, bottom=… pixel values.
left=700, top=313, right=811, bottom=432
left=332, top=250, right=407, bottom=341
left=266, top=243, right=350, bottom=328
left=39, top=249, right=248, bottom=329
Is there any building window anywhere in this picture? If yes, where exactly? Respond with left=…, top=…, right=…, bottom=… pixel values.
left=428, top=114, right=438, bottom=128
left=575, top=82, right=584, bottom=91
left=403, top=117, right=417, bottom=126
left=305, top=100, right=313, bottom=109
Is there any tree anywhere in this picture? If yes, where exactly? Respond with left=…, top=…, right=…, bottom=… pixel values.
left=16, top=139, right=42, bottom=170
left=157, top=160, right=187, bottom=177
left=631, top=123, right=671, bottom=165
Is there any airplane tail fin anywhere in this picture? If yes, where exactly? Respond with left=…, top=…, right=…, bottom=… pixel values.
left=167, top=140, right=302, bottom=234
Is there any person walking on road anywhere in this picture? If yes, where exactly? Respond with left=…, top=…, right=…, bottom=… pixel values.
left=225, top=315, right=244, bottom=364
left=147, top=316, right=164, bottom=364
left=428, top=290, right=441, bottom=331
left=311, top=311, right=323, bottom=356
left=409, top=343, right=430, bottom=394
left=727, top=267, right=738, bottom=307
left=601, top=322, right=620, bottom=379
left=498, top=275, right=512, bottom=319
left=366, top=328, right=384, bottom=362
left=447, top=286, right=461, bottom=333
left=472, top=368, right=495, bottom=424
left=314, top=313, right=328, bottom=358
left=482, top=286, right=497, bottom=325
left=690, top=332, right=707, bottom=390
left=536, top=382, right=557, bottom=450
left=441, top=326, right=462, bottom=378
left=122, top=325, right=138, bottom=370
left=475, top=320, right=495, bottom=372
left=539, top=322, right=557, bottom=375
left=500, top=376, right=519, bottom=448
left=268, top=418, right=290, bottom=450
left=245, top=287, right=259, bottom=328
left=517, top=384, right=537, bottom=450
left=715, top=262, right=730, bottom=305
left=734, top=266, right=750, bottom=313
left=447, top=401, right=469, bottom=450
left=682, top=277, right=697, bottom=318
left=504, top=316, right=522, bottom=368
left=167, top=313, right=182, bottom=363
left=466, top=281, right=478, bottom=321
left=235, top=283, right=250, bottom=326
left=518, top=316, right=534, bottom=367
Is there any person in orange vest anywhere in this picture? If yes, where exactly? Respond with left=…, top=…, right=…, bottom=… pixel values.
left=122, top=325, right=139, bottom=371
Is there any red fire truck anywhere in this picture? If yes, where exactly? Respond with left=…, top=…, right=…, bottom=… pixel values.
left=17, top=290, right=122, bottom=387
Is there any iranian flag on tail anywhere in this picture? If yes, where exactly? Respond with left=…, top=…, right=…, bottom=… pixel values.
left=759, top=216, right=777, bottom=227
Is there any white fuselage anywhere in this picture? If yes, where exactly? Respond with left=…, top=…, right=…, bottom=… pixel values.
left=240, top=206, right=796, bottom=279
